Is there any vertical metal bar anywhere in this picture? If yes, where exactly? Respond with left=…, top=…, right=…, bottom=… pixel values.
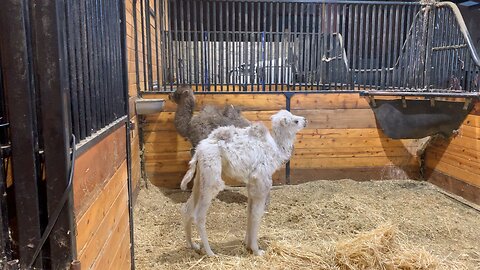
left=118, top=0, right=135, bottom=268
left=218, top=1, right=224, bottom=90
left=100, top=0, right=111, bottom=123
left=103, top=0, right=113, bottom=122
left=292, top=2, right=298, bottom=91
left=225, top=1, right=230, bottom=91
left=424, top=4, right=435, bottom=91
left=199, top=0, right=205, bottom=90
left=334, top=4, right=341, bottom=90
left=87, top=0, right=99, bottom=132
left=154, top=0, right=161, bottom=88
left=363, top=5, right=370, bottom=89
left=66, top=1, right=80, bottom=140
left=403, top=6, right=411, bottom=89
left=74, top=0, right=87, bottom=134
left=359, top=4, right=364, bottom=90
left=243, top=1, right=248, bottom=91
left=309, top=3, right=317, bottom=89
left=180, top=0, right=187, bottom=86
left=443, top=8, right=451, bottom=89
left=231, top=2, right=236, bottom=91
left=31, top=0, right=78, bottom=268
left=286, top=3, right=295, bottom=91
left=280, top=3, right=286, bottom=89
left=386, top=5, right=394, bottom=89
left=167, top=0, right=175, bottom=90
left=0, top=1, right=44, bottom=268
left=172, top=0, right=180, bottom=85
left=392, top=5, right=400, bottom=89
left=133, top=0, right=141, bottom=93
left=253, top=2, right=258, bottom=91
left=80, top=0, right=92, bottom=136
left=304, top=3, right=311, bottom=90
left=206, top=1, right=211, bottom=90
left=114, top=0, right=124, bottom=117
left=326, top=3, right=333, bottom=90
left=191, top=0, right=198, bottom=91
left=263, top=2, right=267, bottom=90
left=212, top=0, right=218, bottom=90
left=431, top=7, right=439, bottom=90
left=380, top=5, right=387, bottom=89
left=139, top=0, right=147, bottom=91
left=352, top=4, right=358, bottom=89
left=298, top=2, right=305, bottom=90
left=341, top=4, right=347, bottom=87
left=369, top=4, right=376, bottom=89
left=274, top=2, right=280, bottom=91
left=347, top=4, right=354, bottom=88
left=237, top=1, right=242, bottom=90
left=376, top=5, right=382, bottom=89
left=397, top=5, right=405, bottom=89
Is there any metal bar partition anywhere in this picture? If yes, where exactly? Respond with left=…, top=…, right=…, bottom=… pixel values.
left=138, top=0, right=479, bottom=95
left=0, top=0, right=130, bottom=268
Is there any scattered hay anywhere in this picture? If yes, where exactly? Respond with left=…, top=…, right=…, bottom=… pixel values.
left=134, top=180, right=480, bottom=269
left=334, top=223, right=439, bottom=270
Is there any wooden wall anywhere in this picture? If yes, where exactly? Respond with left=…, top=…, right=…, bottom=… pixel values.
left=425, top=101, right=480, bottom=205
left=73, top=126, right=131, bottom=270
left=67, top=1, right=144, bottom=269
left=142, top=93, right=423, bottom=188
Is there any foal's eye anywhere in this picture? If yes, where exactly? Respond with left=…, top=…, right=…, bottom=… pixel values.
left=294, top=120, right=299, bottom=124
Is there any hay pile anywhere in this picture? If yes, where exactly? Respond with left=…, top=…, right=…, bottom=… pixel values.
left=134, top=180, right=480, bottom=270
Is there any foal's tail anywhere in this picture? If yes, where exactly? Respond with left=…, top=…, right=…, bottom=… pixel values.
left=180, top=153, right=198, bottom=190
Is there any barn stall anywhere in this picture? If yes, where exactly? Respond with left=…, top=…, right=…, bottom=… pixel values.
left=132, top=0, right=480, bottom=269
left=0, top=0, right=479, bottom=269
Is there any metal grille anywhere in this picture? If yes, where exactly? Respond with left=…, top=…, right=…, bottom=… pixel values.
left=65, top=0, right=126, bottom=141
left=136, top=0, right=480, bottom=93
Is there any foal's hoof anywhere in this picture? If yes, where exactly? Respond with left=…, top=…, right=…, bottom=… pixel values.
left=206, top=250, right=217, bottom=257
left=253, top=249, right=265, bottom=256
left=189, top=243, right=200, bottom=251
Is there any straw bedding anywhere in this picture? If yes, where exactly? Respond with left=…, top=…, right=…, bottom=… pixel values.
left=134, top=180, right=480, bottom=269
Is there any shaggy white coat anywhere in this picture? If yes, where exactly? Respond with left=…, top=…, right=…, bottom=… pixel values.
left=180, top=110, right=306, bottom=256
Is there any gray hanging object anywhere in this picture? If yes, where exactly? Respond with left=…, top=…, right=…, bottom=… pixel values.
left=369, top=99, right=474, bottom=139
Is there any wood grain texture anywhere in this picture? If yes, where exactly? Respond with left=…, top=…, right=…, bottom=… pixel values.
left=425, top=107, right=480, bottom=193
left=73, top=126, right=126, bottom=216
left=142, top=93, right=427, bottom=188
left=425, top=168, right=480, bottom=205
left=75, top=161, right=128, bottom=253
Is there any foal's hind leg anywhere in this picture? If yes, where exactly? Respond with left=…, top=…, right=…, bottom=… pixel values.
left=182, top=196, right=200, bottom=250
left=194, top=178, right=224, bottom=256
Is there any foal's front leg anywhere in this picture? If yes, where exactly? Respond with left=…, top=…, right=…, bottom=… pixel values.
left=246, top=178, right=271, bottom=256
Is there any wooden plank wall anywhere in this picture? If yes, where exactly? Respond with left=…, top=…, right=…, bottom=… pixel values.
left=68, top=1, right=143, bottom=269
left=142, top=93, right=286, bottom=187
left=73, top=126, right=131, bottom=270
left=290, top=94, right=421, bottom=183
left=142, top=93, right=423, bottom=188
left=425, top=102, right=480, bottom=205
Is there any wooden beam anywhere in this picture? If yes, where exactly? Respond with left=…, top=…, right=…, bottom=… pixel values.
left=426, top=168, right=480, bottom=205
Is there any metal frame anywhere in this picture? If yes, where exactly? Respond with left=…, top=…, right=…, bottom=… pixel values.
left=0, top=0, right=131, bottom=268
left=0, top=1, right=45, bottom=268
left=138, top=0, right=480, bottom=94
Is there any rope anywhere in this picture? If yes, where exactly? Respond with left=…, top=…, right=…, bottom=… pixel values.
left=28, top=135, right=76, bottom=268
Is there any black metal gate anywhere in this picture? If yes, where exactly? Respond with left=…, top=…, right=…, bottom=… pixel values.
left=135, top=0, right=480, bottom=94
left=0, top=0, right=130, bottom=269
